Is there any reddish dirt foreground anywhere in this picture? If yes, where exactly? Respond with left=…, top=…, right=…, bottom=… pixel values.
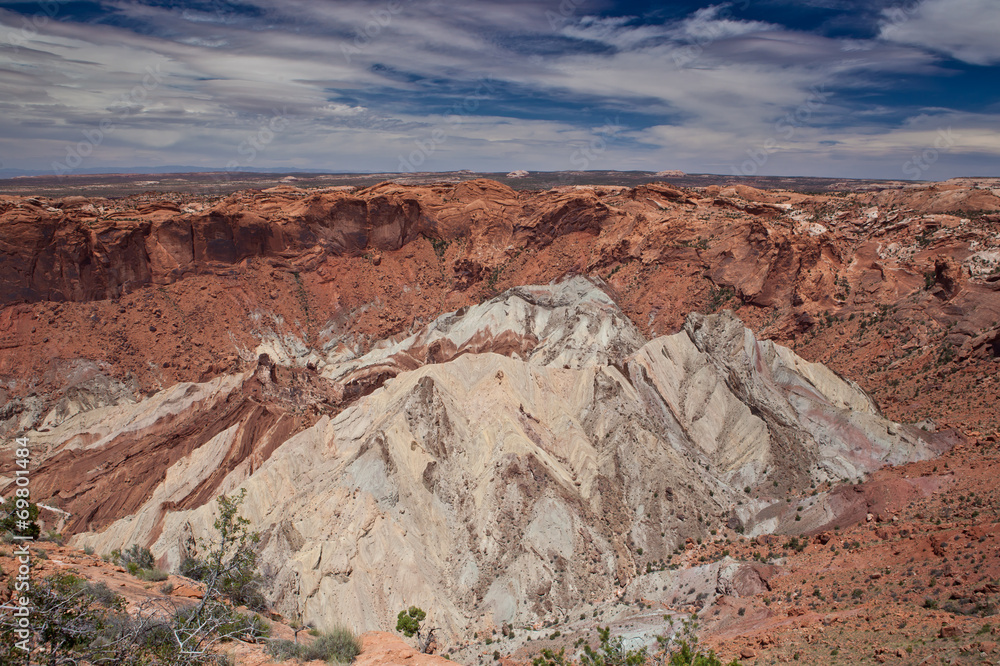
left=691, top=438, right=1000, bottom=664
left=0, top=542, right=454, bottom=665
left=353, top=632, right=456, bottom=666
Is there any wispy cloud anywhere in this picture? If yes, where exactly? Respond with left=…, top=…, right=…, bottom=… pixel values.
left=0, top=0, right=996, bottom=177
left=878, top=0, right=1000, bottom=66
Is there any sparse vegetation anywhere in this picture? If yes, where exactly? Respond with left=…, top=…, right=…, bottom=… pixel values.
left=397, top=605, right=437, bottom=653
left=268, top=626, right=362, bottom=664
left=533, top=620, right=740, bottom=666
left=0, top=496, right=40, bottom=540
left=1, top=490, right=270, bottom=664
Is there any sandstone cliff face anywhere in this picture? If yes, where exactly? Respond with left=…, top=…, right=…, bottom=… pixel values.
left=5, top=278, right=949, bottom=641
left=2, top=178, right=999, bottom=446
left=3, top=178, right=999, bottom=449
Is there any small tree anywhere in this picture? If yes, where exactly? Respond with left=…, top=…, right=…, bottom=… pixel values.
left=653, top=616, right=740, bottom=666
left=169, top=488, right=270, bottom=659
left=0, top=496, right=40, bottom=539
left=581, top=627, right=647, bottom=666
left=396, top=606, right=436, bottom=653
left=396, top=606, right=425, bottom=638
left=178, top=490, right=266, bottom=610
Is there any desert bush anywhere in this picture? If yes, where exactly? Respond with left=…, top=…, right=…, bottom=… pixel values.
left=301, top=627, right=362, bottom=663
left=114, top=545, right=169, bottom=583
left=181, top=555, right=211, bottom=581
left=137, top=567, right=169, bottom=582
left=0, top=496, right=40, bottom=539
left=0, top=490, right=269, bottom=665
left=267, top=626, right=361, bottom=664
left=85, top=580, right=122, bottom=606
left=116, top=544, right=155, bottom=570
left=268, top=638, right=301, bottom=661
left=43, top=529, right=64, bottom=544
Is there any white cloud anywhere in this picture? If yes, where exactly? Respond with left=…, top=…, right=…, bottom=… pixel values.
left=0, top=1, right=995, bottom=178
left=879, top=0, right=1000, bottom=65
left=674, top=4, right=774, bottom=42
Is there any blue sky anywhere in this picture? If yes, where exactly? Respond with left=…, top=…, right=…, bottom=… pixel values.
left=0, top=0, right=997, bottom=179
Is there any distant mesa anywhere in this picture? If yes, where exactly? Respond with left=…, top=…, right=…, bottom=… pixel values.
left=506, top=169, right=530, bottom=178
left=654, top=169, right=685, bottom=177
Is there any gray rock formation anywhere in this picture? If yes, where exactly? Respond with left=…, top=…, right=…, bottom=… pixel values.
left=8, top=277, right=950, bottom=640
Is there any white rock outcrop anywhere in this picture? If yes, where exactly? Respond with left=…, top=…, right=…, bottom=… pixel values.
left=26, top=277, right=948, bottom=640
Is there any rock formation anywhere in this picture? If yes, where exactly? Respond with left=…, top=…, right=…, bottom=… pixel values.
left=0, top=176, right=997, bottom=661
left=4, top=278, right=952, bottom=641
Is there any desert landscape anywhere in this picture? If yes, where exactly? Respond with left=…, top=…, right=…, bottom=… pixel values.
left=3, top=0, right=999, bottom=663
left=1, top=173, right=999, bottom=664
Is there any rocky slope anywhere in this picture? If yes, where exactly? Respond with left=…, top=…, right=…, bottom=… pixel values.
left=1, top=176, right=998, bottom=662
left=1, top=278, right=956, bottom=644
left=1, top=178, right=998, bottom=441
left=0, top=541, right=454, bottom=666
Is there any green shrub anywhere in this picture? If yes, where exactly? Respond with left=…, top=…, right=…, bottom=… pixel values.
left=85, top=581, right=122, bottom=606
left=180, top=555, right=211, bottom=580
left=137, top=567, right=169, bottom=582
left=115, top=545, right=171, bottom=583
left=269, top=627, right=362, bottom=663
left=396, top=606, right=426, bottom=638
left=117, top=544, right=155, bottom=570
left=268, top=638, right=301, bottom=661
left=0, top=497, right=40, bottom=539
left=301, top=627, right=362, bottom=663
